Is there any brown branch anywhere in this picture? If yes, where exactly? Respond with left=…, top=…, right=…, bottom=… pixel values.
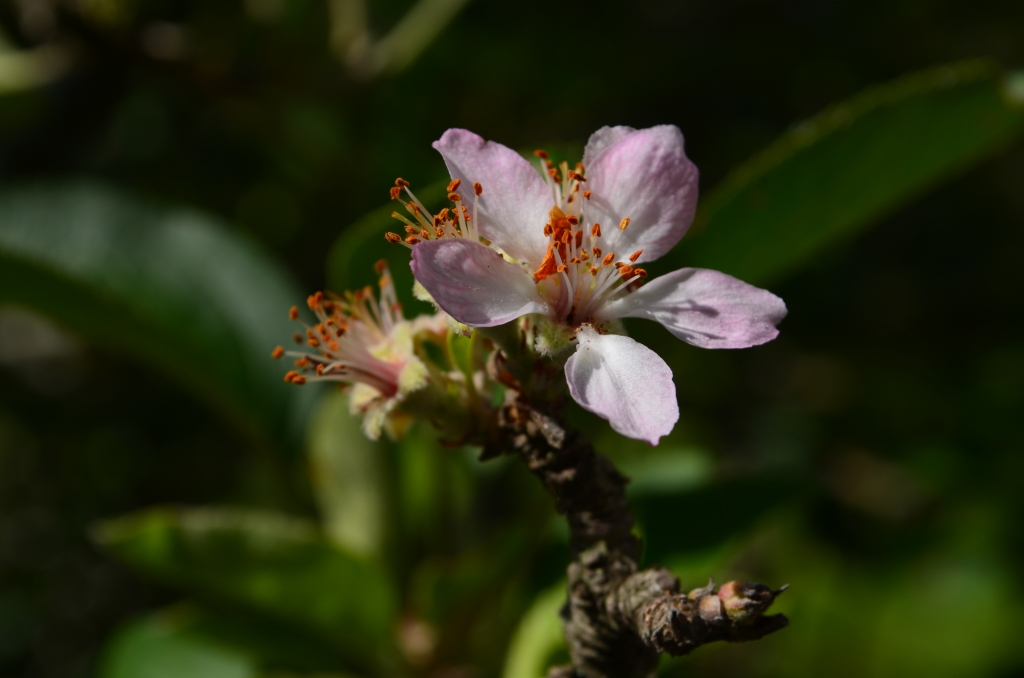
left=489, top=401, right=788, bottom=678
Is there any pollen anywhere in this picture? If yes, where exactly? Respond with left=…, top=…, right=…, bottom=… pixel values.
left=583, top=190, right=591, bottom=200
left=473, top=182, right=483, bottom=196
left=283, top=370, right=299, bottom=383
left=591, top=223, right=602, bottom=237
left=629, top=249, right=643, bottom=262
left=389, top=186, right=401, bottom=200
left=405, top=235, right=421, bottom=244
left=602, top=253, right=615, bottom=266
left=534, top=149, right=549, bottom=159
left=289, top=306, right=299, bottom=320
left=394, top=178, right=410, bottom=187
left=271, top=346, right=285, bottom=359
left=592, top=246, right=602, bottom=258
left=448, top=192, right=462, bottom=202
left=447, top=178, right=461, bottom=192
left=634, top=268, right=648, bottom=277
left=619, top=265, right=634, bottom=277
left=619, top=217, right=631, bottom=231
left=567, top=215, right=579, bottom=226
left=385, top=232, right=402, bottom=244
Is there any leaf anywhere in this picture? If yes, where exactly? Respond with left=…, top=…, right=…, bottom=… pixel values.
left=92, top=507, right=398, bottom=668
left=672, top=60, right=1024, bottom=285
left=307, top=391, right=388, bottom=558
left=98, top=604, right=360, bottom=678
left=99, top=609, right=257, bottom=678
left=0, top=181, right=317, bottom=450
left=501, top=583, right=567, bottom=678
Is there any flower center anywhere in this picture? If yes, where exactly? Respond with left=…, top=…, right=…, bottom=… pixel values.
left=273, top=260, right=407, bottom=396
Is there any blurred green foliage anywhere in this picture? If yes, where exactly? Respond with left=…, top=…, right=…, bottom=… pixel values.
left=0, top=1, right=1023, bottom=678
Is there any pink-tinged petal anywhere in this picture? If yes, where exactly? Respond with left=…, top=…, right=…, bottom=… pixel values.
left=582, top=125, right=636, bottom=168
left=597, top=268, right=787, bottom=349
left=433, top=129, right=552, bottom=266
left=585, top=125, right=699, bottom=264
left=565, top=326, right=678, bottom=445
left=410, top=239, right=547, bottom=327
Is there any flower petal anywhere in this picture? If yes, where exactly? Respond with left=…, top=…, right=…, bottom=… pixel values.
left=433, top=129, right=552, bottom=266
left=582, top=125, right=636, bottom=167
left=584, top=125, right=699, bottom=264
left=564, top=326, right=678, bottom=445
left=597, top=268, right=787, bottom=348
left=410, top=238, right=547, bottom=327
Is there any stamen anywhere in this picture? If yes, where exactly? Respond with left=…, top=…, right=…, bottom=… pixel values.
left=619, top=265, right=634, bottom=277
left=271, top=346, right=285, bottom=359
left=619, top=217, right=631, bottom=231
left=394, top=178, right=410, bottom=187
left=629, top=249, right=643, bottom=262
left=405, top=235, right=421, bottom=244
left=473, top=182, right=483, bottom=196
left=534, top=149, right=549, bottom=159
left=634, top=268, right=648, bottom=278
left=591, top=223, right=601, bottom=237
left=447, top=178, right=462, bottom=192
left=583, top=190, right=591, bottom=200
left=389, top=186, right=401, bottom=200
left=592, top=246, right=602, bottom=258
left=288, top=306, right=299, bottom=320
left=602, top=253, right=615, bottom=266
left=385, top=232, right=403, bottom=244
left=448, top=192, right=462, bottom=202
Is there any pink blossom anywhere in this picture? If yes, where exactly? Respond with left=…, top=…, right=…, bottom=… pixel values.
left=402, top=126, right=786, bottom=445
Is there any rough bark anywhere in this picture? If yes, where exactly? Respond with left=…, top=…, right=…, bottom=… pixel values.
left=490, top=401, right=788, bottom=678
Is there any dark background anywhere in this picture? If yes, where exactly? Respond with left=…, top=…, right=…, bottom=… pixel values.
left=0, top=1, right=1022, bottom=677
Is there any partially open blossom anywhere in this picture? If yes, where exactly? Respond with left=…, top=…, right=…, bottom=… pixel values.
left=273, top=261, right=428, bottom=439
left=397, top=126, right=787, bottom=445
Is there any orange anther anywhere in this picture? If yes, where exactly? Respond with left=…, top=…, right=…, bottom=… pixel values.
left=283, top=370, right=299, bottom=383
left=534, top=149, right=549, bottom=159
left=385, top=232, right=402, bottom=244
left=295, top=357, right=310, bottom=367
left=448, top=192, right=462, bottom=202
left=629, top=249, right=643, bottom=262
left=583, top=190, right=592, bottom=199
left=420, top=229, right=430, bottom=238
left=405, top=235, right=421, bottom=244
left=316, top=364, right=325, bottom=375
left=581, top=250, right=590, bottom=261
left=404, top=225, right=418, bottom=234
left=592, top=246, right=603, bottom=258
left=288, top=306, right=299, bottom=320
left=619, top=265, right=634, bottom=277
left=292, top=332, right=303, bottom=344
left=291, top=375, right=307, bottom=385
left=395, top=177, right=410, bottom=187
left=567, top=215, right=579, bottom=225
left=619, top=217, right=630, bottom=231
left=307, top=338, right=320, bottom=348
left=271, top=346, right=285, bottom=359
left=634, top=268, right=648, bottom=278
left=543, top=224, right=553, bottom=236
left=447, top=178, right=462, bottom=192
left=560, top=230, right=572, bottom=244
left=556, top=264, right=567, bottom=273
left=591, top=223, right=602, bottom=237
left=328, top=340, right=340, bottom=351
left=473, top=182, right=483, bottom=196
left=575, top=230, right=583, bottom=247
left=389, top=186, right=402, bottom=200
left=602, top=253, right=615, bottom=266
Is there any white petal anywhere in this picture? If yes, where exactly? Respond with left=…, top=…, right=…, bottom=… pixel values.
left=564, top=327, right=678, bottom=445
left=585, top=125, right=699, bottom=264
left=597, top=268, right=787, bottom=348
left=433, top=129, right=552, bottom=266
left=410, top=238, right=547, bottom=327
left=582, top=125, right=636, bottom=168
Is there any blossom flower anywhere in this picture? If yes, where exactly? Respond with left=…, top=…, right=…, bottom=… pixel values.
left=273, top=261, right=429, bottom=439
left=393, top=126, right=787, bottom=445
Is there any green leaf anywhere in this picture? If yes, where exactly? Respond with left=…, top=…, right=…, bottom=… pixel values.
left=98, top=604, right=361, bottom=678
left=501, top=583, right=567, bottom=678
left=99, top=609, right=257, bottom=678
left=0, top=181, right=317, bottom=450
left=92, top=507, right=398, bottom=668
left=673, top=60, right=1024, bottom=285
left=307, top=391, right=388, bottom=559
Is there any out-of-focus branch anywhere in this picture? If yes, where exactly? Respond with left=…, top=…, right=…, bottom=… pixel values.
left=491, top=402, right=788, bottom=678
left=328, top=0, right=472, bottom=80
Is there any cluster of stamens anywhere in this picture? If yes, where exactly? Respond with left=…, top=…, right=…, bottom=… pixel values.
left=385, top=178, right=483, bottom=247
left=272, top=261, right=406, bottom=395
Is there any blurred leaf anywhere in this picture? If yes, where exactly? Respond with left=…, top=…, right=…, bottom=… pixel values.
left=307, top=390, right=387, bottom=558
left=675, top=60, right=1024, bottom=284
left=501, top=582, right=567, bottom=678
left=618, top=447, right=715, bottom=497
left=632, top=474, right=804, bottom=565
left=0, top=181, right=317, bottom=450
left=99, top=603, right=359, bottom=678
left=99, top=609, right=257, bottom=678
left=92, top=507, right=397, bottom=668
